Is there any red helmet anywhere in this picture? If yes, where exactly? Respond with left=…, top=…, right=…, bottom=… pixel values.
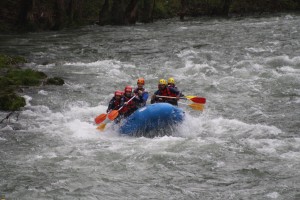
left=137, top=78, right=145, bottom=85
left=124, top=86, right=132, bottom=93
left=115, top=90, right=123, bottom=96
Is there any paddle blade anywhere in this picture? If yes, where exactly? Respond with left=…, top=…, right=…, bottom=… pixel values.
left=94, top=113, right=107, bottom=124
left=188, top=97, right=206, bottom=104
left=185, top=95, right=196, bottom=99
left=189, top=103, right=204, bottom=111
left=108, top=110, right=119, bottom=120
left=96, top=123, right=107, bottom=131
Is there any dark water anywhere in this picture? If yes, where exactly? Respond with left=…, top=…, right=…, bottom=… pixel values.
left=0, top=14, right=300, bottom=199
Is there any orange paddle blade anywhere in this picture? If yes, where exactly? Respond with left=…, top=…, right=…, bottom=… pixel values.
left=108, top=110, right=119, bottom=120
left=96, top=123, right=107, bottom=131
left=189, top=103, right=204, bottom=111
left=94, top=113, right=107, bottom=124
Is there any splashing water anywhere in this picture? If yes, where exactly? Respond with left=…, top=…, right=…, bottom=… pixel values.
left=0, top=15, right=300, bottom=199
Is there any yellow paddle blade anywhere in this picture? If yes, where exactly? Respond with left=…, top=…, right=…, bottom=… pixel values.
left=96, top=123, right=107, bottom=131
left=108, top=110, right=119, bottom=120
left=185, top=95, right=196, bottom=99
left=189, top=103, right=204, bottom=111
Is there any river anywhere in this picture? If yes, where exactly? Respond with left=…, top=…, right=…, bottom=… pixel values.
left=0, top=14, right=299, bottom=199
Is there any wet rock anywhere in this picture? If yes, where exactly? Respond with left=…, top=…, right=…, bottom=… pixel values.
left=46, top=77, right=64, bottom=85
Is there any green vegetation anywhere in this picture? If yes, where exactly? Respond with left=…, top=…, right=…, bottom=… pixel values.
left=0, top=54, right=64, bottom=111
left=0, top=93, right=26, bottom=111
left=0, top=0, right=299, bottom=31
left=6, top=69, right=47, bottom=86
left=0, top=54, right=26, bottom=68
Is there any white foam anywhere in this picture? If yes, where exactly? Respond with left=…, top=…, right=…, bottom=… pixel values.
left=23, top=95, right=32, bottom=107
left=265, top=55, right=300, bottom=67
left=38, top=90, right=48, bottom=95
left=64, top=59, right=122, bottom=68
left=1, top=125, right=14, bottom=131
left=266, top=192, right=280, bottom=199
left=65, top=119, right=99, bottom=139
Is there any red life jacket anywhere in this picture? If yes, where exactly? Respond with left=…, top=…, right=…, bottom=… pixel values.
left=159, top=87, right=171, bottom=96
left=113, top=99, right=122, bottom=109
left=120, top=95, right=136, bottom=114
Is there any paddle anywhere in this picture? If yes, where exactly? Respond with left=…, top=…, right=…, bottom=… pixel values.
left=96, top=118, right=110, bottom=131
left=178, top=102, right=204, bottom=111
left=156, top=95, right=206, bottom=104
left=96, top=95, right=136, bottom=131
left=94, top=113, right=107, bottom=124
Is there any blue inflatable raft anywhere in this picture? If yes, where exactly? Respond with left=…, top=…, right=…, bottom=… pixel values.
left=118, top=103, right=184, bottom=137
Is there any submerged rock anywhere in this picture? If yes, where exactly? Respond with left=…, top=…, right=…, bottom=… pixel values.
left=46, top=77, right=64, bottom=85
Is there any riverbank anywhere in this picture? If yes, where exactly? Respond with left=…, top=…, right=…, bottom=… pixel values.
left=0, top=54, right=64, bottom=111
left=0, top=0, right=299, bottom=32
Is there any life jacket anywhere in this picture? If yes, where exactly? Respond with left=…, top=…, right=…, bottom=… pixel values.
left=134, top=87, right=144, bottom=94
left=158, top=87, right=171, bottom=96
left=134, top=87, right=149, bottom=107
left=120, top=95, right=137, bottom=115
left=153, top=87, right=179, bottom=106
left=108, top=97, right=122, bottom=109
left=113, top=99, right=122, bottom=108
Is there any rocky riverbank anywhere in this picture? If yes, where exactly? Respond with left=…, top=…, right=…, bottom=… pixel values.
left=0, top=54, right=64, bottom=111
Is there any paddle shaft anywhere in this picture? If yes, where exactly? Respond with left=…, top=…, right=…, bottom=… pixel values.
left=118, top=95, right=136, bottom=111
left=107, top=95, right=137, bottom=121
left=156, top=95, right=180, bottom=99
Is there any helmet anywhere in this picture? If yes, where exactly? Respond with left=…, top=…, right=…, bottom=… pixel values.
left=124, top=85, right=133, bottom=92
left=137, top=78, right=145, bottom=85
left=159, top=79, right=167, bottom=85
left=115, top=90, right=123, bottom=96
left=168, top=77, right=175, bottom=84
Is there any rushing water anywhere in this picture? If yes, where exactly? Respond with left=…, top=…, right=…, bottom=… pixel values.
left=0, top=14, right=300, bottom=199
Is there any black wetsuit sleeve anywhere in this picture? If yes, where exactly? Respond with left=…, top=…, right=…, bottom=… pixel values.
left=107, top=98, right=115, bottom=112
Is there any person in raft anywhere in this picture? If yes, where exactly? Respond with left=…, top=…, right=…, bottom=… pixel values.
left=150, top=79, right=180, bottom=106
left=167, top=77, right=184, bottom=97
left=120, top=86, right=139, bottom=118
left=133, top=78, right=149, bottom=108
left=107, top=90, right=124, bottom=113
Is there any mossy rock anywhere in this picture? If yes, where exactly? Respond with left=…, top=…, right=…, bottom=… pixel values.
left=46, top=77, right=64, bottom=85
left=0, top=54, right=26, bottom=68
left=0, top=76, right=15, bottom=94
left=6, top=69, right=47, bottom=86
left=0, top=93, right=26, bottom=111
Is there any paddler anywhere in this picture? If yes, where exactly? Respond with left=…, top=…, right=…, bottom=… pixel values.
left=150, top=79, right=180, bottom=106
left=133, top=78, right=149, bottom=108
left=120, top=86, right=139, bottom=118
left=167, top=77, right=184, bottom=97
left=107, top=90, right=124, bottom=113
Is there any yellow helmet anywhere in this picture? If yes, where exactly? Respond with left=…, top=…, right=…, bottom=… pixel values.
left=168, top=77, right=175, bottom=84
left=159, top=79, right=167, bottom=85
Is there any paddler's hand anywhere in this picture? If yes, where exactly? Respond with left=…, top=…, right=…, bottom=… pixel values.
left=138, top=90, right=143, bottom=95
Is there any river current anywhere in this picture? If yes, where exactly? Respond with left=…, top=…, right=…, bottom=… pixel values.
left=0, top=14, right=300, bottom=199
